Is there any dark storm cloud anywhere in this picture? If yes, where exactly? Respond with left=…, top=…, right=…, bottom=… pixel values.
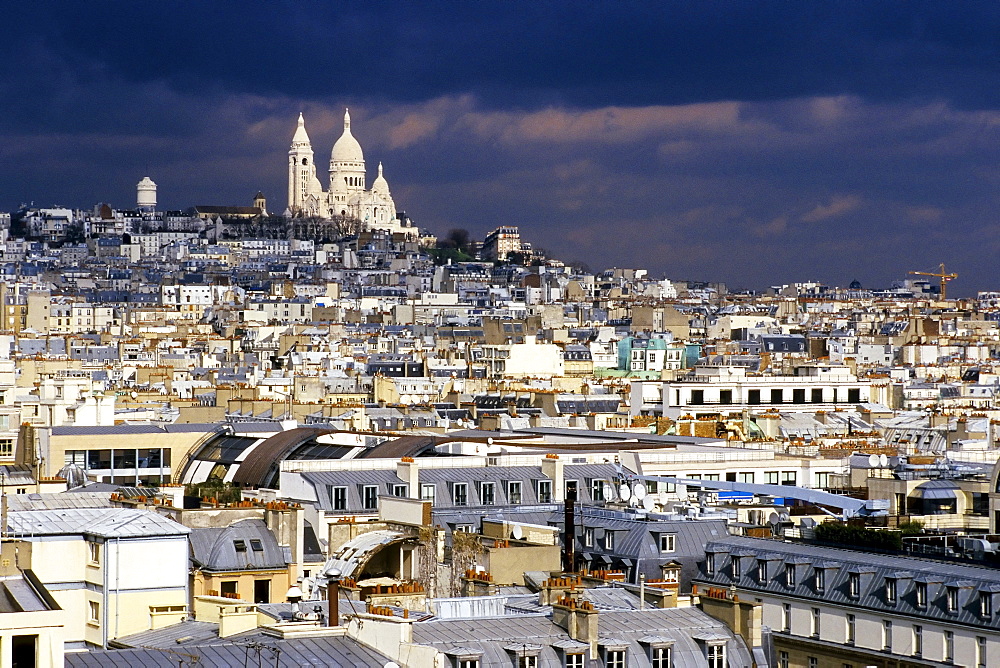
left=8, top=1, right=1000, bottom=109
left=1, top=2, right=999, bottom=293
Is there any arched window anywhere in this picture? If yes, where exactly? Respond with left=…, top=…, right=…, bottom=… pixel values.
left=302, top=158, right=308, bottom=165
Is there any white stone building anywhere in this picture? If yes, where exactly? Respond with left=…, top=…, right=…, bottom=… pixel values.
left=287, top=110, right=417, bottom=236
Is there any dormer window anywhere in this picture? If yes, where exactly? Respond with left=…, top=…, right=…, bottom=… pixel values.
left=732, top=557, right=741, bottom=578
left=705, top=553, right=715, bottom=576
left=916, top=582, right=927, bottom=608
left=785, top=564, right=795, bottom=588
left=980, top=591, right=993, bottom=617
left=947, top=586, right=959, bottom=613
left=885, top=578, right=897, bottom=604
left=815, top=568, right=825, bottom=593
left=757, top=560, right=768, bottom=583
left=848, top=572, right=860, bottom=598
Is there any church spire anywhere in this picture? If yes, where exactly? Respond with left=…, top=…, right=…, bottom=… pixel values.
left=344, top=108, right=351, bottom=133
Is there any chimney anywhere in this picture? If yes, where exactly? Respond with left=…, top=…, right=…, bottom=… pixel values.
left=396, top=457, right=420, bottom=499
left=327, top=576, right=340, bottom=627
left=563, top=486, right=576, bottom=573
left=551, top=596, right=599, bottom=659
left=541, top=454, right=565, bottom=502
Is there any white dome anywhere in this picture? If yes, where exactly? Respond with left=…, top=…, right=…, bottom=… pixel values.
left=331, top=108, right=364, bottom=164
left=291, top=112, right=310, bottom=145
left=372, top=162, right=389, bottom=194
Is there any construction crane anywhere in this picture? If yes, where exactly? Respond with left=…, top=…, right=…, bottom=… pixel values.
left=909, top=263, right=958, bottom=300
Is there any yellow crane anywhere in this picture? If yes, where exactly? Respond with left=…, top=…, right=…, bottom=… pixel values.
left=909, top=263, right=958, bottom=300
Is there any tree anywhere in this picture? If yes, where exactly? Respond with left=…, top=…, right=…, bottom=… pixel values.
left=440, top=228, right=471, bottom=253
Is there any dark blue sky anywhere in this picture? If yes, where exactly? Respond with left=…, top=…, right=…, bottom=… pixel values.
left=3, top=1, right=999, bottom=293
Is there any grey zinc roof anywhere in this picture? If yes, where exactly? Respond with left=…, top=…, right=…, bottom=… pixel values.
left=190, top=518, right=287, bottom=572
left=411, top=603, right=751, bottom=667
left=8, top=507, right=189, bottom=538
left=697, top=535, right=1000, bottom=629
left=67, top=633, right=393, bottom=667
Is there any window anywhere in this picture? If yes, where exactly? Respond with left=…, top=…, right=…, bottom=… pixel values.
left=537, top=480, right=552, bottom=503
left=706, top=644, right=726, bottom=668
left=779, top=651, right=789, bottom=668
left=977, top=636, right=986, bottom=668
left=480, top=482, right=495, bottom=505
left=781, top=471, right=796, bottom=486
left=766, top=471, right=779, bottom=485
left=362, top=485, right=378, bottom=510
left=811, top=607, right=820, bottom=637
left=738, top=472, right=754, bottom=484
left=233, top=539, right=246, bottom=552
left=603, top=531, right=615, bottom=550
left=88, top=542, right=100, bottom=565
left=719, top=390, right=732, bottom=405
left=393, top=484, right=407, bottom=497
left=591, top=479, right=605, bottom=501
left=846, top=614, right=855, bottom=644
left=220, top=580, right=237, bottom=597
left=88, top=600, right=100, bottom=625
left=706, top=553, right=715, bottom=576
left=332, top=486, right=347, bottom=511
left=815, top=568, right=825, bottom=593
left=782, top=603, right=790, bottom=632
left=732, top=557, right=741, bottom=578
left=947, top=586, right=958, bottom=613
left=507, top=481, right=522, bottom=504
left=793, top=388, right=806, bottom=404
left=980, top=591, right=993, bottom=617
left=770, top=389, right=784, bottom=404
left=517, top=656, right=537, bottom=668
left=453, top=483, right=468, bottom=506
left=690, top=389, right=704, bottom=405
left=565, top=653, right=585, bottom=668
left=584, top=527, right=594, bottom=548
left=421, top=484, right=436, bottom=505
left=916, top=582, right=927, bottom=608
left=809, top=659, right=818, bottom=668
left=913, top=625, right=922, bottom=656
left=811, top=388, right=823, bottom=403
left=250, top=539, right=263, bottom=552
left=757, top=560, right=768, bottom=582
left=651, top=646, right=671, bottom=668
left=0, top=438, right=13, bottom=458
left=883, top=620, right=892, bottom=651
left=458, top=660, right=479, bottom=668
left=605, top=649, right=626, bottom=668
left=785, top=564, right=795, bottom=587
left=659, top=534, right=676, bottom=553
left=848, top=572, right=860, bottom=598
left=945, top=630, right=954, bottom=662
left=885, top=578, right=896, bottom=604
left=748, top=389, right=761, bottom=405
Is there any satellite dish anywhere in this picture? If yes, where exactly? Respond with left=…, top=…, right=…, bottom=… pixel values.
left=602, top=482, right=615, bottom=501
left=487, top=437, right=494, bottom=445
left=768, top=512, right=780, bottom=525
left=633, top=483, right=647, bottom=500
left=619, top=483, right=632, bottom=502
left=779, top=512, right=791, bottom=523
left=511, top=525, right=523, bottom=540
left=130, top=391, right=138, bottom=399
left=642, top=495, right=656, bottom=511
left=879, top=454, right=889, bottom=467
left=868, top=454, right=879, bottom=467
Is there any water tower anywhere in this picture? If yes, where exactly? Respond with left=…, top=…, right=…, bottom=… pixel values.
left=137, top=176, right=157, bottom=212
